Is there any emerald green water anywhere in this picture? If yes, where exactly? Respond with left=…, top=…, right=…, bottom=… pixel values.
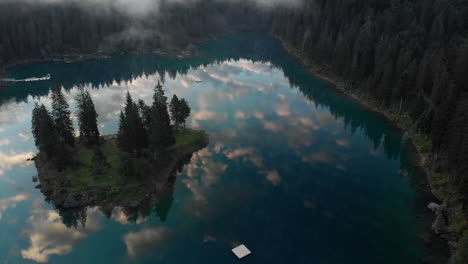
left=0, top=35, right=437, bottom=263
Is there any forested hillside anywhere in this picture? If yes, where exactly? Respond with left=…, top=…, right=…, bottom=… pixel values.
left=0, top=0, right=265, bottom=64
left=1, top=0, right=468, bottom=250
left=269, top=0, right=468, bottom=201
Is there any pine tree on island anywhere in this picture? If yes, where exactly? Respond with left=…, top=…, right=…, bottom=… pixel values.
left=149, top=81, right=175, bottom=152
left=169, top=94, right=180, bottom=128
left=178, top=98, right=191, bottom=131
left=51, top=82, right=75, bottom=147
left=170, top=94, right=191, bottom=132
left=32, top=80, right=200, bottom=180
left=117, top=92, right=147, bottom=155
left=75, top=88, right=100, bottom=145
left=32, top=103, right=57, bottom=157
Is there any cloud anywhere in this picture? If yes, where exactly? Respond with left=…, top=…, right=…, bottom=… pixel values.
left=193, top=110, right=227, bottom=122
left=261, top=170, right=281, bottom=186
left=0, top=138, right=10, bottom=146
left=111, top=207, right=148, bottom=225
left=0, top=194, right=28, bottom=220
left=234, top=111, right=247, bottom=120
left=18, top=133, right=30, bottom=142
left=223, top=147, right=263, bottom=168
left=335, top=139, right=350, bottom=147
left=21, top=204, right=101, bottom=263
left=0, top=151, right=34, bottom=176
left=124, top=227, right=169, bottom=258
left=301, top=151, right=333, bottom=164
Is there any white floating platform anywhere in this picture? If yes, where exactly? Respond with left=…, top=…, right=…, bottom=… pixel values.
left=232, top=244, right=251, bottom=259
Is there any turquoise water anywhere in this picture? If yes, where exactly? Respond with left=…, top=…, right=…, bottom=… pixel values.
left=0, top=35, right=434, bottom=263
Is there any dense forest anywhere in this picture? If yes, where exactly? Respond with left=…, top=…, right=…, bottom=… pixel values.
left=0, top=0, right=266, bottom=62
left=270, top=0, right=468, bottom=203
left=2, top=0, right=468, bottom=260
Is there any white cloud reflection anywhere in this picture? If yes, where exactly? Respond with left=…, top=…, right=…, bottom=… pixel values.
left=21, top=202, right=101, bottom=263
left=0, top=194, right=28, bottom=220
left=0, top=151, right=34, bottom=176
left=124, top=227, right=169, bottom=258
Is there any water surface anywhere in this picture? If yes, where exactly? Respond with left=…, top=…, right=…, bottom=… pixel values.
left=0, top=35, right=433, bottom=263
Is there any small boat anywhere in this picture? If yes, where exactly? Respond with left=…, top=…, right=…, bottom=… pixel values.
left=194, top=80, right=202, bottom=83
left=0, top=74, right=51, bottom=84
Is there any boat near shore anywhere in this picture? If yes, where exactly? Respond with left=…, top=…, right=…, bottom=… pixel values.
left=0, top=73, right=51, bottom=84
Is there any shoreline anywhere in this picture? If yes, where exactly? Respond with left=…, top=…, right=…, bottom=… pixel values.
left=275, top=36, right=452, bottom=262
left=0, top=44, right=202, bottom=79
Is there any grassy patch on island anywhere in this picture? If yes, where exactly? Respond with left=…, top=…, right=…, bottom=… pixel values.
left=57, top=128, right=207, bottom=194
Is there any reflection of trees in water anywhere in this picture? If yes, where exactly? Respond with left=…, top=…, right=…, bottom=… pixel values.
left=6, top=35, right=404, bottom=163
left=49, top=153, right=194, bottom=227
left=27, top=35, right=411, bottom=228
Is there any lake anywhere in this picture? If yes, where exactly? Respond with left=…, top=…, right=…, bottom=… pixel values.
left=0, top=35, right=442, bottom=263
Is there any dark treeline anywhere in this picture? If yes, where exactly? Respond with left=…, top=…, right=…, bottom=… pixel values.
left=269, top=0, right=468, bottom=203
left=0, top=0, right=267, bottom=65
left=32, top=84, right=100, bottom=169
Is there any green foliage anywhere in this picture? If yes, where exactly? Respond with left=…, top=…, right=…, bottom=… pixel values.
left=119, top=152, right=135, bottom=178
left=452, top=210, right=468, bottom=234
left=91, top=149, right=110, bottom=175
left=174, top=128, right=206, bottom=147
left=109, top=186, right=122, bottom=196
left=432, top=173, right=449, bottom=189
left=169, top=95, right=191, bottom=130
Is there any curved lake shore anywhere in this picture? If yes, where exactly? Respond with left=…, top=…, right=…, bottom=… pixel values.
left=0, top=34, right=445, bottom=263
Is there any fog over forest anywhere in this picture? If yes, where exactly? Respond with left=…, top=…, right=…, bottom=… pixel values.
left=0, top=0, right=303, bottom=15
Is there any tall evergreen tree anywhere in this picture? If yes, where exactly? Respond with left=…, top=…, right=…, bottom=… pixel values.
left=169, top=94, right=180, bottom=128
left=51, top=82, right=75, bottom=146
left=178, top=98, right=191, bottom=131
left=118, top=92, right=147, bottom=154
left=117, top=111, right=130, bottom=153
left=31, top=103, right=57, bottom=156
left=138, top=99, right=152, bottom=131
left=149, top=81, right=175, bottom=151
left=75, top=88, right=100, bottom=145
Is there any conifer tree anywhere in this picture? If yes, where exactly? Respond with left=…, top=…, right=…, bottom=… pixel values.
left=178, top=98, right=191, bottom=131
left=75, top=88, right=100, bottom=145
left=31, top=103, right=57, bottom=156
left=138, top=99, right=152, bottom=131
left=120, top=92, right=147, bottom=154
left=169, top=94, right=180, bottom=128
left=149, top=81, right=175, bottom=151
left=117, top=111, right=130, bottom=153
left=51, top=82, right=75, bottom=146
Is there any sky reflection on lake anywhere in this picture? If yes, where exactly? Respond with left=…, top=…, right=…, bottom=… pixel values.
left=0, top=35, right=433, bottom=264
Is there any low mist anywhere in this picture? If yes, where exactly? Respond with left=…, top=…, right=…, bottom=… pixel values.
left=0, top=0, right=304, bottom=16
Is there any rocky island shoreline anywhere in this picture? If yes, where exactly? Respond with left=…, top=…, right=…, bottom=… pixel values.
left=34, top=130, right=208, bottom=209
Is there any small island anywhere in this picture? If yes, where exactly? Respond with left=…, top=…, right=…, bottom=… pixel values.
left=32, top=81, right=208, bottom=209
